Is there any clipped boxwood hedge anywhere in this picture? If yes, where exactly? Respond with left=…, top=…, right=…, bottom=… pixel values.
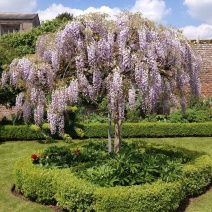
left=82, top=122, right=212, bottom=138
left=0, top=125, right=44, bottom=141
left=1, top=122, right=212, bottom=141
left=14, top=143, right=212, bottom=212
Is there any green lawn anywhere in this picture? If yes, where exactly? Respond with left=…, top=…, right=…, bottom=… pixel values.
left=0, top=137, right=212, bottom=212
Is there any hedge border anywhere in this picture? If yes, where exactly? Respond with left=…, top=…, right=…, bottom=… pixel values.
left=0, top=125, right=44, bottom=141
left=14, top=143, right=212, bottom=212
left=82, top=122, right=212, bottom=138
left=2, top=122, right=212, bottom=141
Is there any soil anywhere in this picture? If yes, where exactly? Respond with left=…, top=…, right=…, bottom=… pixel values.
left=12, top=182, right=212, bottom=212
left=176, top=181, right=212, bottom=212
left=11, top=185, right=65, bottom=212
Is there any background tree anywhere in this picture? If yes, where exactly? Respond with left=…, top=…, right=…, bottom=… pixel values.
left=1, top=12, right=201, bottom=152
left=56, top=12, right=73, bottom=21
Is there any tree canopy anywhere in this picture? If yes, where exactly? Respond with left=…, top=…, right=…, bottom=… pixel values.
left=1, top=12, right=201, bottom=152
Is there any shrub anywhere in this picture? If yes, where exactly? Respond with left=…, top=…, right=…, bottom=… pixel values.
left=14, top=155, right=95, bottom=209
left=0, top=125, right=44, bottom=141
left=79, top=148, right=184, bottom=187
left=63, top=133, right=72, bottom=143
left=93, top=181, right=185, bottom=212
left=14, top=156, right=58, bottom=204
left=30, top=124, right=40, bottom=132
left=182, top=155, right=212, bottom=196
left=54, top=172, right=95, bottom=211
left=1, top=122, right=212, bottom=142
left=82, top=122, right=212, bottom=138
left=39, top=146, right=74, bottom=168
left=169, top=108, right=212, bottom=123
left=74, top=127, right=85, bottom=138
left=82, top=112, right=108, bottom=124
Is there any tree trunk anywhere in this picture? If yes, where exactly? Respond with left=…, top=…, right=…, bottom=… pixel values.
left=114, top=117, right=122, bottom=153
left=108, top=111, right=112, bottom=154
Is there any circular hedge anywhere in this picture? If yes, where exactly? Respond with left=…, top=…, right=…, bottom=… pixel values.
left=14, top=143, right=212, bottom=212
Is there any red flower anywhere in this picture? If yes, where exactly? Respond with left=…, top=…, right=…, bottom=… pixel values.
left=74, top=149, right=79, bottom=156
left=31, top=154, right=39, bottom=160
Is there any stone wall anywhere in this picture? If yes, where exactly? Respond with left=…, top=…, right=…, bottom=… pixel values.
left=0, top=105, right=16, bottom=121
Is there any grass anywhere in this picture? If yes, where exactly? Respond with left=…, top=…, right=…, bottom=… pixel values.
left=0, top=140, right=70, bottom=212
left=0, top=137, right=212, bottom=212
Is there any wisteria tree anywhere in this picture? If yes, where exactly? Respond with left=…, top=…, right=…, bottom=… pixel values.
left=1, top=12, right=201, bottom=153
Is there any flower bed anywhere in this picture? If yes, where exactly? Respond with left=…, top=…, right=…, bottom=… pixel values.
left=14, top=142, right=212, bottom=211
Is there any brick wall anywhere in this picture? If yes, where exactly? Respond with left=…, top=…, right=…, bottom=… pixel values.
left=192, top=40, right=212, bottom=98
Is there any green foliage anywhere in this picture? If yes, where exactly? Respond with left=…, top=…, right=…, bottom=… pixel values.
left=37, top=141, right=107, bottom=169
left=168, top=110, right=187, bottom=123
left=0, top=86, right=18, bottom=106
left=63, top=133, right=72, bottom=143
left=14, top=142, right=212, bottom=212
left=79, top=147, right=184, bottom=187
left=54, top=172, right=95, bottom=211
left=97, top=97, right=108, bottom=113
left=0, top=18, right=68, bottom=59
left=64, top=106, right=78, bottom=124
left=0, top=125, right=44, bottom=141
left=82, top=122, right=212, bottom=138
left=74, top=127, right=85, bottom=138
left=41, top=123, right=50, bottom=130
left=0, top=124, right=85, bottom=141
left=30, top=124, right=40, bottom=132
left=15, top=155, right=96, bottom=210
left=2, top=122, right=212, bottom=142
left=14, top=156, right=58, bottom=204
left=41, top=123, right=52, bottom=137
left=31, top=124, right=55, bottom=143
left=55, top=12, right=73, bottom=21
left=93, top=181, right=185, bottom=212
left=168, top=98, right=212, bottom=123
left=82, top=112, right=108, bottom=124
left=125, top=108, right=142, bottom=122
left=168, top=108, right=212, bottom=123
left=182, top=155, right=212, bottom=196
left=39, top=146, right=74, bottom=168
left=186, top=108, right=212, bottom=122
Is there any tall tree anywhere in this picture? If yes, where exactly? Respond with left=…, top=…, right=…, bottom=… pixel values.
left=1, top=12, right=201, bottom=152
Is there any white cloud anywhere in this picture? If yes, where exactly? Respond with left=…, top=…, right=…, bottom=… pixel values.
left=130, top=0, right=171, bottom=22
left=184, top=0, right=212, bottom=24
left=0, top=0, right=36, bottom=13
left=38, top=4, right=121, bottom=22
left=84, top=6, right=121, bottom=17
left=182, top=24, right=212, bottom=40
left=37, top=4, right=81, bottom=21
left=38, top=1, right=170, bottom=23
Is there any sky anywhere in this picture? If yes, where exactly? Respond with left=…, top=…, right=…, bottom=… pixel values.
left=0, top=0, right=212, bottom=40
